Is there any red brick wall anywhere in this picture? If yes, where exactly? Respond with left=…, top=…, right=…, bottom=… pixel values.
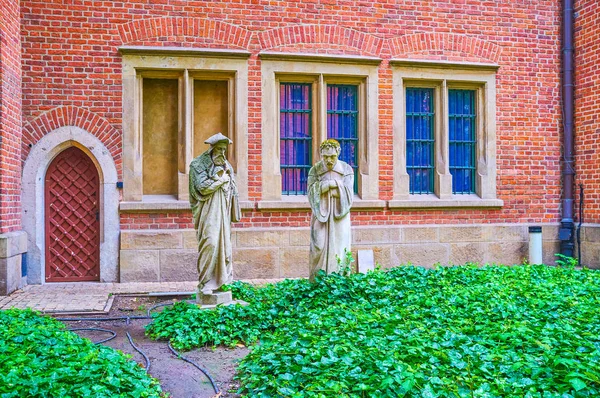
left=0, top=0, right=22, bottom=233
left=19, top=0, right=564, bottom=229
left=575, top=1, right=600, bottom=223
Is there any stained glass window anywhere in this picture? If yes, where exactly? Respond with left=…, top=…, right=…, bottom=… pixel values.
left=406, top=88, right=434, bottom=194
left=280, top=83, right=312, bottom=195
left=449, top=89, right=476, bottom=194
left=327, top=85, right=358, bottom=193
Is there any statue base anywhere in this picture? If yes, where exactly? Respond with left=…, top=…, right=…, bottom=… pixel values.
left=196, top=289, right=233, bottom=306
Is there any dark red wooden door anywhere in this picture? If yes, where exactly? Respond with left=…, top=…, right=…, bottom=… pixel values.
left=45, top=147, right=100, bottom=282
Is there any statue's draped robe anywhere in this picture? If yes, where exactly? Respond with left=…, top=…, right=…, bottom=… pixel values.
left=307, top=160, right=354, bottom=280
left=189, top=149, right=241, bottom=293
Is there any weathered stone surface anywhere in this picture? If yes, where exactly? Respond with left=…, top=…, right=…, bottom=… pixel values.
left=0, top=256, right=22, bottom=296
left=402, top=227, right=438, bottom=243
left=121, top=230, right=182, bottom=250
left=483, top=225, right=527, bottom=242
left=542, top=224, right=560, bottom=241
left=197, top=289, right=232, bottom=305
left=0, top=231, right=27, bottom=259
left=485, top=242, right=527, bottom=266
left=233, top=248, right=278, bottom=279
left=289, top=229, right=310, bottom=246
left=182, top=229, right=198, bottom=249
left=237, top=230, right=288, bottom=247
left=120, top=250, right=160, bottom=282
left=581, top=243, right=600, bottom=269
left=439, top=226, right=483, bottom=243
left=280, top=247, right=310, bottom=278
left=449, top=242, right=486, bottom=265
left=584, top=226, right=600, bottom=243
left=394, top=243, right=449, bottom=268
left=542, top=241, right=560, bottom=266
left=159, top=249, right=198, bottom=282
left=352, top=227, right=401, bottom=244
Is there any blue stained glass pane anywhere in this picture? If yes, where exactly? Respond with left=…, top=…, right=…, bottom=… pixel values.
left=327, top=85, right=358, bottom=193
left=280, top=83, right=312, bottom=195
left=449, top=89, right=476, bottom=194
left=406, top=88, right=434, bottom=194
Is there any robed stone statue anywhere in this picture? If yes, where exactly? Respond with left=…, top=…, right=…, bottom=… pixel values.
left=308, top=139, right=354, bottom=281
left=189, top=133, right=241, bottom=302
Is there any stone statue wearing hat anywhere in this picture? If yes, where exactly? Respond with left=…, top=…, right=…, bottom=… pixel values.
left=308, top=139, right=354, bottom=281
left=189, top=133, right=241, bottom=304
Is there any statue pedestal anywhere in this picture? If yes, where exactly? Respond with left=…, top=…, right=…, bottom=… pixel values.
left=196, top=289, right=233, bottom=306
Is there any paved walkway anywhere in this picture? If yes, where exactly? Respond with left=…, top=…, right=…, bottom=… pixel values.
left=0, top=279, right=283, bottom=314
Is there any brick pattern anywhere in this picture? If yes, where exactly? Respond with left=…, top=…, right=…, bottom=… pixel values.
left=575, top=1, right=600, bottom=223
left=119, top=17, right=253, bottom=49
left=19, top=0, right=564, bottom=229
left=21, top=106, right=122, bottom=175
left=121, top=212, right=193, bottom=230
left=388, top=33, right=502, bottom=63
left=0, top=0, right=22, bottom=233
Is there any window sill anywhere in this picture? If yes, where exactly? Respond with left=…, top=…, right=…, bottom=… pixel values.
left=257, top=196, right=386, bottom=211
left=120, top=197, right=255, bottom=212
left=258, top=196, right=311, bottom=211
left=388, top=195, right=503, bottom=209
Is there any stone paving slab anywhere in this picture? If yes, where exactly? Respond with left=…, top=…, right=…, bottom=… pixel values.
left=0, top=279, right=284, bottom=314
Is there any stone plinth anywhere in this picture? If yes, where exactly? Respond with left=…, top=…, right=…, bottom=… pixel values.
left=196, top=289, right=233, bottom=306
left=0, top=231, right=27, bottom=296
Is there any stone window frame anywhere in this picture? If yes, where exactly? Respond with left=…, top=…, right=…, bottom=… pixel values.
left=259, top=53, right=385, bottom=210
left=390, top=59, right=503, bottom=209
left=119, top=46, right=250, bottom=210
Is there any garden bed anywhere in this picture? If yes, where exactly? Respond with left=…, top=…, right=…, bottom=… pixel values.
left=148, top=263, right=600, bottom=397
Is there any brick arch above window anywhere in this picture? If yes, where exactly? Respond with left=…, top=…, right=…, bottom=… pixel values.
left=22, top=106, right=121, bottom=176
left=389, top=34, right=502, bottom=64
left=258, top=25, right=384, bottom=57
left=117, top=17, right=252, bottom=50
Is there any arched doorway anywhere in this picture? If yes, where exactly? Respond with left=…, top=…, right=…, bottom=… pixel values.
left=44, top=146, right=100, bottom=282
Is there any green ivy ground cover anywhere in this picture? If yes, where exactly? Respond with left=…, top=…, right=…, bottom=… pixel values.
left=147, top=265, right=600, bottom=397
left=0, top=308, right=164, bottom=398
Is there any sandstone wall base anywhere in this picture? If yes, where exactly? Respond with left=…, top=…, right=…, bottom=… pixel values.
left=119, top=223, right=569, bottom=282
left=0, top=231, right=28, bottom=295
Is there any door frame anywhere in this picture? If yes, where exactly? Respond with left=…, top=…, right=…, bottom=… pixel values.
left=22, top=126, right=119, bottom=284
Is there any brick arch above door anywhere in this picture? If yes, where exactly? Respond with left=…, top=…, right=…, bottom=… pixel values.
left=22, top=126, right=119, bottom=284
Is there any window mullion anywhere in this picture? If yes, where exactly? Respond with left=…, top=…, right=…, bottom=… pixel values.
left=437, top=81, right=453, bottom=199
left=180, top=70, right=193, bottom=201
left=318, top=76, right=327, bottom=153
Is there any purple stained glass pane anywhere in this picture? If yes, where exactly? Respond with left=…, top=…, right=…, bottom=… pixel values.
left=280, top=83, right=312, bottom=195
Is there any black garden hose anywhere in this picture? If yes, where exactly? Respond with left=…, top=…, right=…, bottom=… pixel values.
left=56, top=299, right=219, bottom=395
left=126, top=331, right=151, bottom=372
left=168, top=341, right=220, bottom=395
left=68, top=327, right=117, bottom=344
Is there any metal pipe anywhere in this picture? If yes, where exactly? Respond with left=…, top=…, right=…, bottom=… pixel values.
left=560, top=0, right=576, bottom=257
left=577, top=184, right=584, bottom=265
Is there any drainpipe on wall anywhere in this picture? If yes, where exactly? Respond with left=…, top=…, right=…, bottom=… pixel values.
left=559, top=0, right=576, bottom=258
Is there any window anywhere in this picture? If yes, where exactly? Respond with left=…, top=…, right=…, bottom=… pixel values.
left=142, top=77, right=179, bottom=195
left=390, top=60, right=501, bottom=208
left=279, top=82, right=359, bottom=195
left=406, top=87, right=435, bottom=194
left=448, top=89, right=476, bottom=194
left=327, top=85, right=359, bottom=194
left=280, top=83, right=312, bottom=195
left=260, top=54, right=382, bottom=207
left=137, top=71, right=233, bottom=198
left=120, top=47, right=249, bottom=205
